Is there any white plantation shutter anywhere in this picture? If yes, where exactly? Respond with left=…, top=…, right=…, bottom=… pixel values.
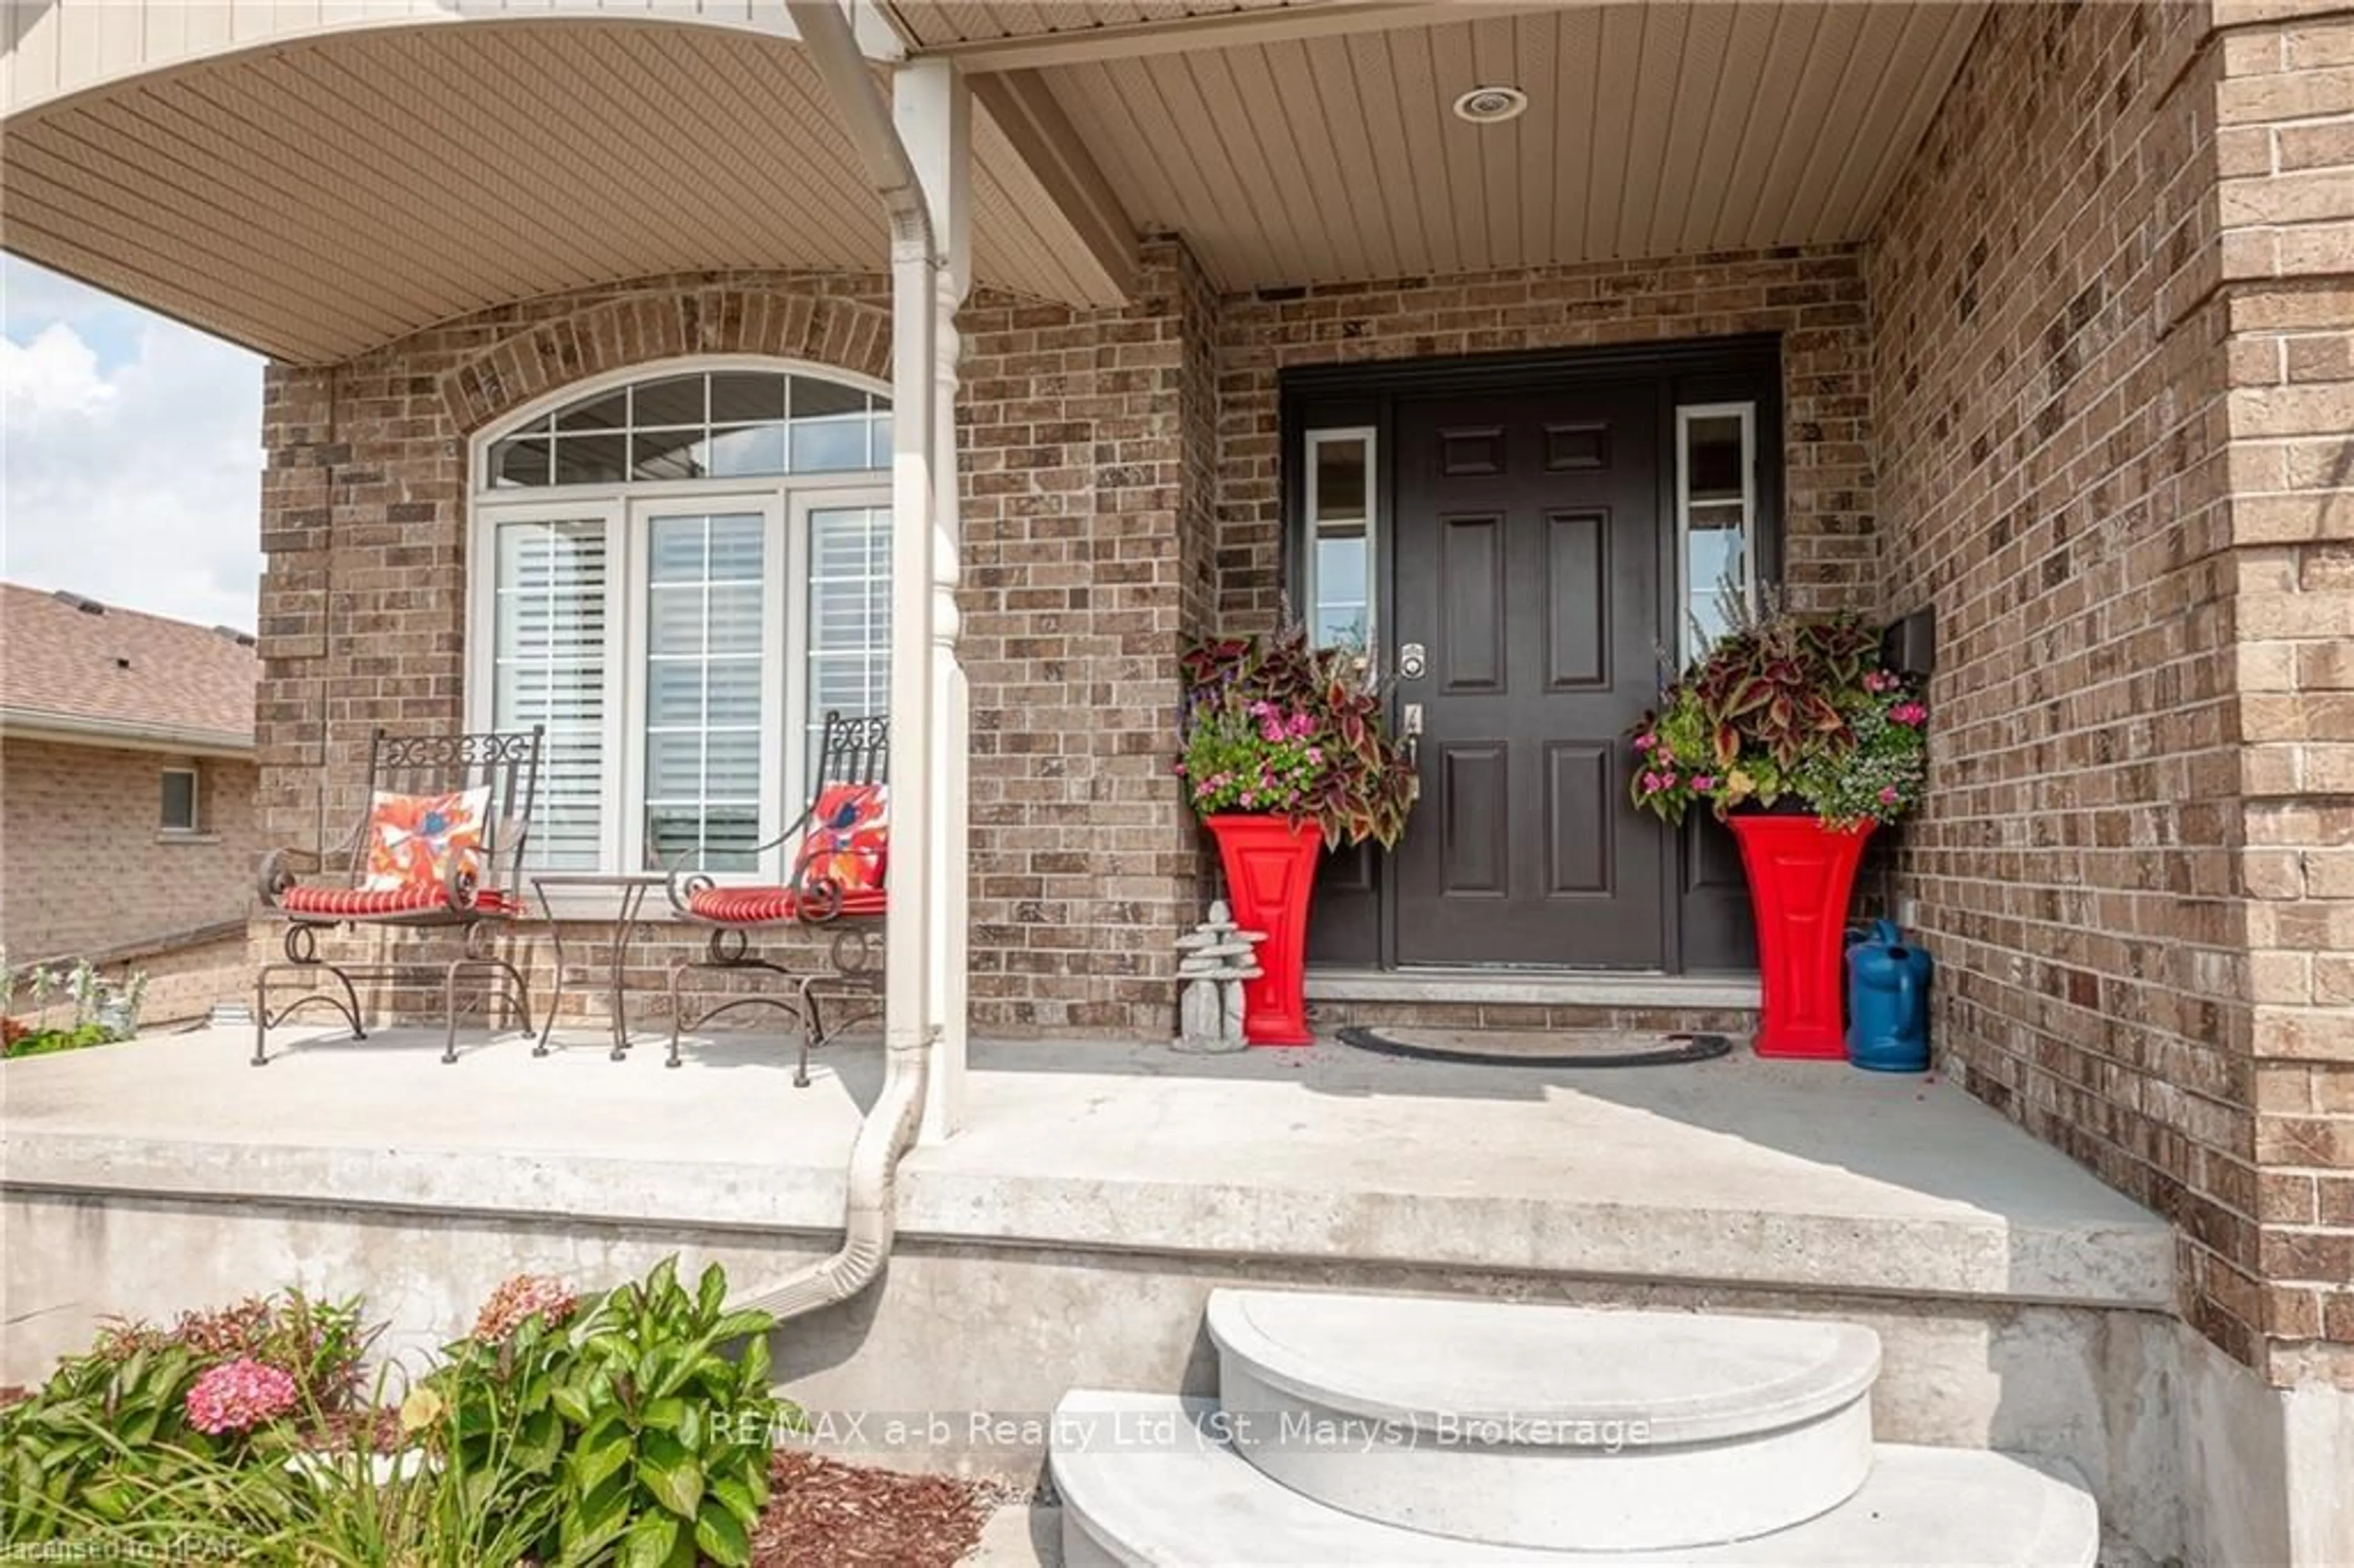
left=806, top=505, right=891, bottom=783
left=645, top=512, right=768, bottom=873
left=492, top=519, right=608, bottom=870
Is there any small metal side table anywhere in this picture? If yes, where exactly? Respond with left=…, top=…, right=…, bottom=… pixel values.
left=531, top=871, right=672, bottom=1061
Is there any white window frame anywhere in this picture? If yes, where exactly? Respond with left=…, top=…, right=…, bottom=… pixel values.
left=1674, top=402, right=1758, bottom=667
left=1303, top=425, right=1379, bottom=663
left=159, top=764, right=202, bottom=835
left=465, top=356, right=890, bottom=896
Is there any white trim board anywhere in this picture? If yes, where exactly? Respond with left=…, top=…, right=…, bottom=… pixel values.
left=1306, top=967, right=1762, bottom=1011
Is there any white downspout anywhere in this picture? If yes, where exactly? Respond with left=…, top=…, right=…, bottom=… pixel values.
left=737, top=0, right=948, bottom=1322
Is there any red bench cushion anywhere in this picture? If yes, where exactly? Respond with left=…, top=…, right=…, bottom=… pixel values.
left=280, top=884, right=520, bottom=919
left=687, top=885, right=888, bottom=924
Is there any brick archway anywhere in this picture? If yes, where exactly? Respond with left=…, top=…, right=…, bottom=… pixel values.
left=439, top=275, right=894, bottom=436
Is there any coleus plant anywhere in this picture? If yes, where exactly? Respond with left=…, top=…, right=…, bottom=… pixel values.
left=1179, top=626, right=1420, bottom=848
left=1629, top=609, right=1927, bottom=829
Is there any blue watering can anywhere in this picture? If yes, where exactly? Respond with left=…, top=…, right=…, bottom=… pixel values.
left=1846, top=919, right=1932, bottom=1073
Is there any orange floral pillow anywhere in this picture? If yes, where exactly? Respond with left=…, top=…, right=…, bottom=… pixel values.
left=793, top=783, right=888, bottom=894
left=361, top=786, right=489, bottom=896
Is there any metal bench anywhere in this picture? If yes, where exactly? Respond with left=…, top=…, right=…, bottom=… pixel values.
left=254, top=727, right=541, bottom=1065
left=664, top=710, right=887, bottom=1083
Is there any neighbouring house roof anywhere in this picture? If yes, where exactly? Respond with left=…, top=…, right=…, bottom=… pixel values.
left=0, top=584, right=257, bottom=755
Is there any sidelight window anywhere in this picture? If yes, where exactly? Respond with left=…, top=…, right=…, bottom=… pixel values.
left=470, top=362, right=890, bottom=881
left=1675, top=404, right=1757, bottom=665
left=1304, top=428, right=1376, bottom=658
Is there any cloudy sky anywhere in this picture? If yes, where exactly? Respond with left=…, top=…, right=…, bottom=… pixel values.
left=2, top=257, right=264, bottom=633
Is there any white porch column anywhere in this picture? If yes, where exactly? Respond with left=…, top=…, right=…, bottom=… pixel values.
left=882, top=194, right=940, bottom=1104
left=894, top=57, right=973, bottom=1143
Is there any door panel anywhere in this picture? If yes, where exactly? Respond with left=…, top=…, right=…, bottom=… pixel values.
left=1543, top=743, right=1613, bottom=894
left=1439, top=513, right=1506, bottom=691
left=1438, top=744, right=1510, bottom=897
left=1544, top=511, right=1608, bottom=688
left=1392, top=386, right=1665, bottom=967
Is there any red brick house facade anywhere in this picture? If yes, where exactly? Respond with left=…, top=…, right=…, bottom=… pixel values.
left=0, top=585, right=263, bottom=1024
left=6, top=1, right=2350, bottom=1556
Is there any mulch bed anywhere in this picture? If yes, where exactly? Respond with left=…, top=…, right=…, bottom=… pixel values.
left=750, top=1449, right=992, bottom=1568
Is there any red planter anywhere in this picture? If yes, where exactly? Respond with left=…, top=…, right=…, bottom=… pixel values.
left=1727, top=814, right=1875, bottom=1060
left=1205, top=813, right=1321, bottom=1046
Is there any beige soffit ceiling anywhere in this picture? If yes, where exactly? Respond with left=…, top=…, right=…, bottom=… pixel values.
left=0, top=12, right=1123, bottom=365
left=886, top=0, right=1324, bottom=50
left=1020, top=0, right=1986, bottom=289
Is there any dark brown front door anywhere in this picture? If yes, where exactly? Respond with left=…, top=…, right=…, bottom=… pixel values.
left=1390, top=384, right=1666, bottom=967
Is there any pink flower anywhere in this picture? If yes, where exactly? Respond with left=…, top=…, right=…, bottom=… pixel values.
left=1287, top=712, right=1315, bottom=738
left=472, top=1273, right=579, bottom=1345
left=1659, top=773, right=1677, bottom=790
left=185, top=1357, right=298, bottom=1435
left=1260, top=720, right=1285, bottom=742
left=1632, top=733, right=1656, bottom=752
left=1891, top=702, right=1927, bottom=727
left=1693, top=775, right=1716, bottom=791
left=1306, top=746, right=1324, bottom=766
left=1878, top=786, right=1901, bottom=805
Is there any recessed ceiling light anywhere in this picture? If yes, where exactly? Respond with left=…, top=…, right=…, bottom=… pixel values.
left=1452, top=85, right=1528, bottom=125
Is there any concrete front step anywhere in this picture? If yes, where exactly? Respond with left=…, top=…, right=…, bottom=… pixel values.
left=1206, top=1289, right=1878, bottom=1550
left=1051, top=1391, right=2100, bottom=1568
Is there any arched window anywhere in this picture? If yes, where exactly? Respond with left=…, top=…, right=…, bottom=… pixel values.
left=468, top=362, right=891, bottom=881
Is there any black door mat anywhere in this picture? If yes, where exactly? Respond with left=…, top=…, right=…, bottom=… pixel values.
left=1335, top=1025, right=1734, bottom=1069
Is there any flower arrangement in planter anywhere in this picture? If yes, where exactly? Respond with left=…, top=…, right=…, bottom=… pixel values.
left=1179, top=626, right=1419, bottom=1045
left=1628, top=607, right=1929, bottom=1059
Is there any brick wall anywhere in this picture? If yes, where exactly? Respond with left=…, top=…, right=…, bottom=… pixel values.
left=256, top=243, right=1219, bottom=1038
left=1215, top=247, right=1878, bottom=631
left=2, top=738, right=260, bottom=961
left=1872, top=0, right=2354, bottom=1386
left=2211, top=0, right=2354, bottom=1386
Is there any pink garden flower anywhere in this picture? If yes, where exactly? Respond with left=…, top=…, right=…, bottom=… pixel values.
left=471, top=1274, right=579, bottom=1345
left=1879, top=786, right=1902, bottom=805
left=1693, top=775, right=1716, bottom=791
left=1890, top=702, right=1928, bottom=727
left=1632, top=733, right=1656, bottom=752
left=185, top=1357, right=298, bottom=1435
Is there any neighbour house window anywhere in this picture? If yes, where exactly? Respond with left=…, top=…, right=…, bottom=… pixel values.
left=470, top=363, right=891, bottom=880
left=1675, top=404, right=1758, bottom=666
left=159, top=766, right=200, bottom=833
left=1304, top=428, right=1376, bottom=658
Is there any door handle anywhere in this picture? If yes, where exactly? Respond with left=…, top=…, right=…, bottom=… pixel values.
left=1401, top=702, right=1423, bottom=769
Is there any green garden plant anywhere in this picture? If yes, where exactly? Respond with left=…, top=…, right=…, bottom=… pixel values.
left=0, top=1289, right=371, bottom=1541
left=1629, top=607, right=1929, bottom=829
left=1179, top=624, right=1419, bottom=848
left=427, top=1258, right=791, bottom=1568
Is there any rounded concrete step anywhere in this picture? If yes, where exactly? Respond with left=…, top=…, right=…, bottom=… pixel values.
left=1051, top=1390, right=2099, bottom=1568
left=1205, top=1288, right=1880, bottom=1550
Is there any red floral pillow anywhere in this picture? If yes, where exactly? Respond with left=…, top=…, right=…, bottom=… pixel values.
left=793, top=783, right=888, bottom=894
left=361, top=786, right=489, bottom=896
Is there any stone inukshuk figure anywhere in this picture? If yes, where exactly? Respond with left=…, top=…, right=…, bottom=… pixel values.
left=1173, top=899, right=1265, bottom=1052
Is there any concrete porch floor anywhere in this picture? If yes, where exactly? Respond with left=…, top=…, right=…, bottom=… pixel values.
left=1, top=1021, right=2171, bottom=1312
